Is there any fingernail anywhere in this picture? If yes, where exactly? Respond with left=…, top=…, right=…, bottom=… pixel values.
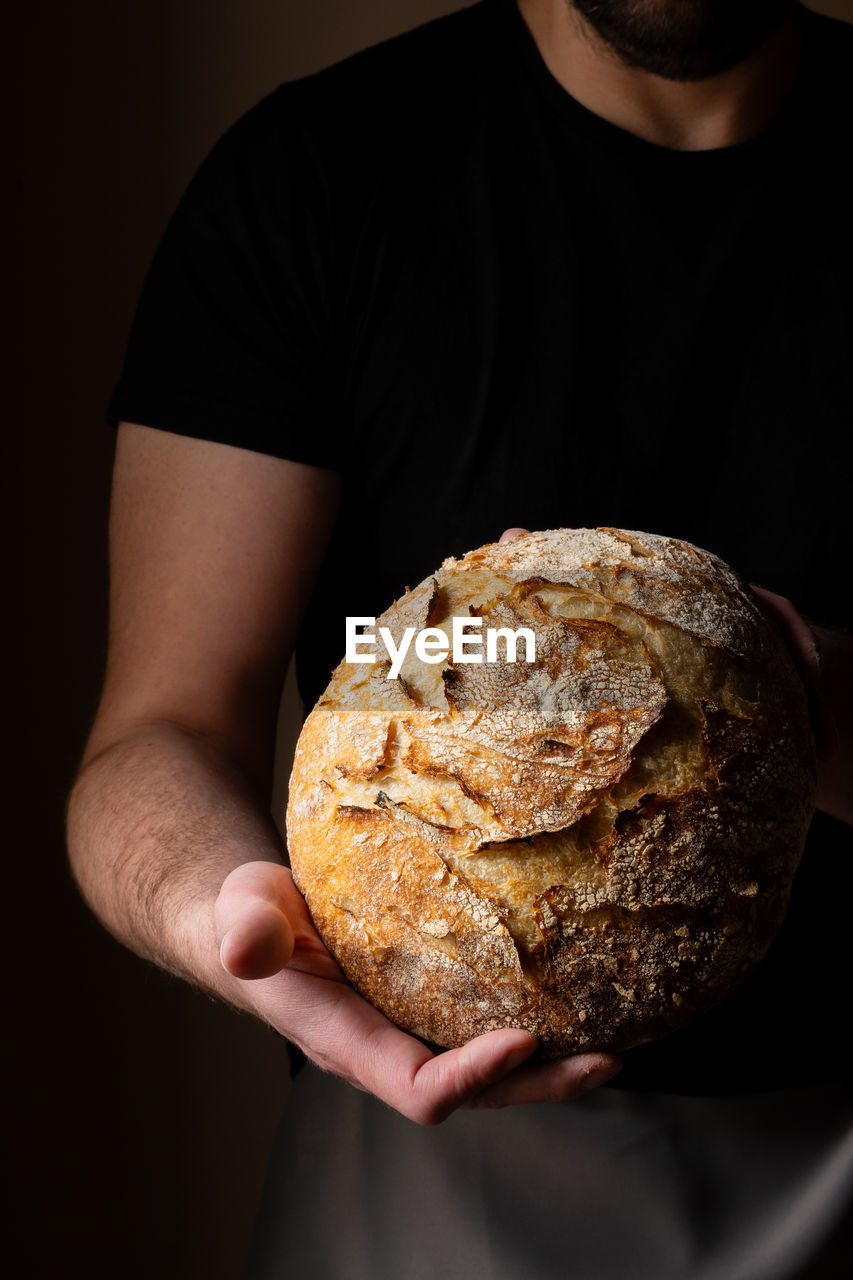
left=581, top=1060, right=621, bottom=1092
left=219, top=930, right=236, bottom=971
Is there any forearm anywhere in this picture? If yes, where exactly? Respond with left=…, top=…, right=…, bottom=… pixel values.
left=65, top=719, right=286, bottom=1012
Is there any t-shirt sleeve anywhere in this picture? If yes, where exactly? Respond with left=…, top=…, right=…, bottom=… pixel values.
left=105, top=86, right=346, bottom=468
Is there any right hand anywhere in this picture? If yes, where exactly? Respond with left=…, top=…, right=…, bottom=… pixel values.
left=214, top=861, right=622, bottom=1126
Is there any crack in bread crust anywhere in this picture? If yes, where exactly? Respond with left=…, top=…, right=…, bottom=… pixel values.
left=286, top=528, right=816, bottom=1056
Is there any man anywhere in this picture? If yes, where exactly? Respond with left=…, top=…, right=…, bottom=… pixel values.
left=67, top=1, right=852, bottom=1275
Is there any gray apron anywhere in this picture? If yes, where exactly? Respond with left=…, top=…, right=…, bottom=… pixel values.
left=246, top=1063, right=853, bottom=1278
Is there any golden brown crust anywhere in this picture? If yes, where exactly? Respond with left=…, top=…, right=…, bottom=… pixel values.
left=285, top=528, right=816, bottom=1056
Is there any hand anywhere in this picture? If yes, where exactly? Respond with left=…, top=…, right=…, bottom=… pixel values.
left=748, top=585, right=834, bottom=748
left=749, top=585, right=849, bottom=824
left=749, top=585, right=820, bottom=687
left=214, top=860, right=622, bottom=1126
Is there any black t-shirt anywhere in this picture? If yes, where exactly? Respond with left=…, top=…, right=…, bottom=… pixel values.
left=106, top=0, right=852, bottom=1094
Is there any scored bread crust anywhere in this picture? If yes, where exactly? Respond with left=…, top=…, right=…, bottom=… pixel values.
left=285, top=528, right=816, bottom=1056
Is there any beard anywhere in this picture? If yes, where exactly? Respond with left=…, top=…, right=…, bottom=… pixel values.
left=569, top=0, right=796, bottom=81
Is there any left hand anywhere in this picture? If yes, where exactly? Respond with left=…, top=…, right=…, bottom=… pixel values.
left=749, top=585, right=848, bottom=824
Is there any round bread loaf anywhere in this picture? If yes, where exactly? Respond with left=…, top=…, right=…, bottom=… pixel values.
left=285, top=528, right=816, bottom=1057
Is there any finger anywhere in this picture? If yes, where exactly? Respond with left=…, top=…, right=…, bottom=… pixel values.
left=749, top=585, right=841, bottom=761
left=499, top=527, right=531, bottom=543
left=404, top=1029, right=544, bottom=1123
left=264, top=966, right=544, bottom=1124
left=275, top=866, right=349, bottom=981
left=750, top=584, right=820, bottom=693
left=462, top=1052, right=622, bottom=1109
left=220, top=902, right=295, bottom=980
left=330, top=994, right=546, bottom=1123
left=215, top=862, right=296, bottom=980
left=217, top=863, right=349, bottom=983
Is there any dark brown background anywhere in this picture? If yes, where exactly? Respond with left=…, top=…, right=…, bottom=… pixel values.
left=11, top=2, right=851, bottom=1275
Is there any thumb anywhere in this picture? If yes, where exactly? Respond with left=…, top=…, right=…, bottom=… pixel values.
left=499, top=527, right=531, bottom=543
left=750, top=584, right=820, bottom=694
left=215, top=861, right=296, bottom=980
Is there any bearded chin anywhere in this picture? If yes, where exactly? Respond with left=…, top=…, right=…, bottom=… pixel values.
left=569, top=0, right=796, bottom=81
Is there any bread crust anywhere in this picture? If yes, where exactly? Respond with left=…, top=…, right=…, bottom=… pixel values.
left=285, top=528, right=816, bottom=1056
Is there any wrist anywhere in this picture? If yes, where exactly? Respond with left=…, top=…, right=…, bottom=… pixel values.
left=67, top=719, right=290, bottom=1007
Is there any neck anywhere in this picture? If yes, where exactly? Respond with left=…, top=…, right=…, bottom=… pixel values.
left=516, top=0, right=804, bottom=151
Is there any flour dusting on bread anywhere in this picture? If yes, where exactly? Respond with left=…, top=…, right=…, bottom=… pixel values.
left=286, top=528, right=816, bottom=1056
